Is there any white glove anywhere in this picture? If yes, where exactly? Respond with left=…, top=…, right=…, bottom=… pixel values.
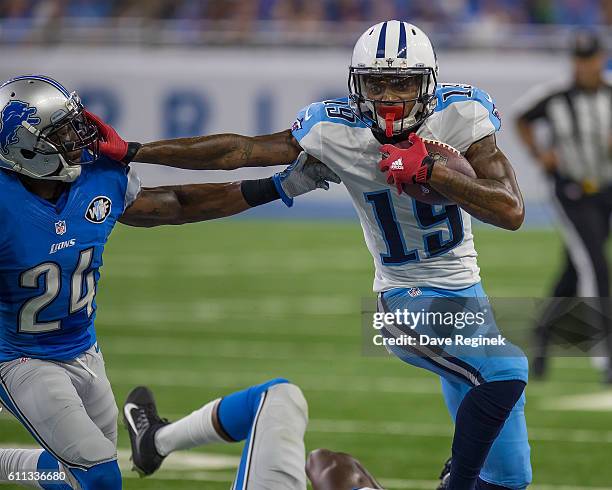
left=272, top=152, right=341, bottom=207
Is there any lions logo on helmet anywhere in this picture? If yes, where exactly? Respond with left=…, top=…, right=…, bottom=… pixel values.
left=0, top=75, right=99, bottom=182
left=0, top=100, right=41, bottom=155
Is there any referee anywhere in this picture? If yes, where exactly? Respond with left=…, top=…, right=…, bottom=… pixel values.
left=516, top=31, right=612, bottom=384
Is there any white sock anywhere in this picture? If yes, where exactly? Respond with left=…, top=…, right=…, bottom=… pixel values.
left=154, top=399, right=226, bottom=456
left=0, top=448, right=44, bottom=488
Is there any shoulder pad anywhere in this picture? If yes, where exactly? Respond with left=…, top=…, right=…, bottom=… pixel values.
left=434, top=83, right=501, bottom=131
left=292, top=97, right=368, bottom=143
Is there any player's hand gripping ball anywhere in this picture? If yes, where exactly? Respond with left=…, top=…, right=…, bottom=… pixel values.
left=379, top=133, right=476, bottom=205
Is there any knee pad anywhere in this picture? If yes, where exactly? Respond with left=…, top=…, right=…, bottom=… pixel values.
left=71, top=460, right=121, bottom=490
left=269, top=383, right=308, bottom=423
left=239, top=383, right=308, bottom=490
left=63, top=430, right=117, bottom=468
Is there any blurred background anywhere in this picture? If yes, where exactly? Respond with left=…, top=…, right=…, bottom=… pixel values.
left=2, top=1, right=612, bottom=489
left=1, top=0, right=611, bottom=222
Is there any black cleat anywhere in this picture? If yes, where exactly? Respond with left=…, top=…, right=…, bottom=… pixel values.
left=123, top=386, right=170, bottom=477
left=436, top=457, right=451, bottom=489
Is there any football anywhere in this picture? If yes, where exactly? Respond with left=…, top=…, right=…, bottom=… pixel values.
left=398, top=138, right=476, bottom=205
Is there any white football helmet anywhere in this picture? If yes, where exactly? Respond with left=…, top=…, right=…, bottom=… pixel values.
left=348, top=20, right=439, bottom=140
left=0, top=75, right=99, bottom=182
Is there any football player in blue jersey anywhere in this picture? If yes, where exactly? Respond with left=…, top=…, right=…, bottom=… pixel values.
left=98, top=20, right=531, bottom=490
left=0, top=75, right=340, bottom=490
left=121, top=379, right=385, bottom=490
left=120, top=379, right=438, bottom=490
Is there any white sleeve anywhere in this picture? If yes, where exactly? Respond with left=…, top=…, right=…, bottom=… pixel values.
left=441, top=101, right=500, bottom=153
left=123, top=167, right=142, bottom=210
left=433, top=87, right=502, bottom=153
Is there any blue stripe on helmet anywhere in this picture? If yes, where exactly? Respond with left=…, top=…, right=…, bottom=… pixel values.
left=398, top=22, right=407, bottom=58
left=1, top=75, right=71, bottom=97
left=376, top=22, right=388, bottom=58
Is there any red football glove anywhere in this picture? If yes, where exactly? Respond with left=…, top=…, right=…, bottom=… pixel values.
left=84, top=110, right=141, bottom=164
left=379, top=133, right=434, bottom=194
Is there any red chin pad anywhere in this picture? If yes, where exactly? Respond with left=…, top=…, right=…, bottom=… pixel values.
left=377, top=105, right=404, bottom=138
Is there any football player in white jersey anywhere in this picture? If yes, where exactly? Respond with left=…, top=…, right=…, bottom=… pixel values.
left=94, top=20, right=530, bottom=490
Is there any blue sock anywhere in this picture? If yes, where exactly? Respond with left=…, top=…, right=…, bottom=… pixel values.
left=217, top=378, right=289, bottom=441
left=71, top=460, right=121, bottom=490
left=36, top=451, right=72, bottom=490
left=448, top=380, right=526, bottom=490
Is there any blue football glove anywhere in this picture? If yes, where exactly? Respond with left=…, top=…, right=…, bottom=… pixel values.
left=272, top=152, right=341, bottom=207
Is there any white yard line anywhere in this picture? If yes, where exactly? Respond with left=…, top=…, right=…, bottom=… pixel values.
left=308, top=419, right=612, bottom=444
left=102, top=366, right=603, bottom=397
left=2, top=413, right=610, bottom=444
left=102, top=337, right=354, bottom=360
left=104, top=368, right=447, bottom=395
left=540, top=392, right=612, bottom=412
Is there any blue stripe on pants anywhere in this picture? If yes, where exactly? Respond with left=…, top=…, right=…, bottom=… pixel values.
left=231, top=392, right=268, bottom=490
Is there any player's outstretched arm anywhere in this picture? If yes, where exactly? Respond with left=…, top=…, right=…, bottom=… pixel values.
left=119, top=152, right=340, bottom=227
left=85, top=110, right=302, bottom=170
left=428, top=134, right=525, bottom=231
left=135, top=130, right=302, bottom=170
left=119, top=183, right=249, bottom=227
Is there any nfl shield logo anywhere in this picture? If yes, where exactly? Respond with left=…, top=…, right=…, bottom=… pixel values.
left=55, top=220, right=67, bottom=235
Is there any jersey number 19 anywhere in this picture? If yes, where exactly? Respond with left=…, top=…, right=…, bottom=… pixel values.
left=366, top=190, right=464, bottom=265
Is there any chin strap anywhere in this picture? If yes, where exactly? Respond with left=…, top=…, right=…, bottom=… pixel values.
left=58, top=163, right=82, bottom=182
left=1, top=151, right=82, bottom=183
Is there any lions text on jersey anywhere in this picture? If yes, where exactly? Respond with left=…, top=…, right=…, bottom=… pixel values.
left=0, top=158, right=140, bottom=361
left=292, top=84, right=501, bottom=291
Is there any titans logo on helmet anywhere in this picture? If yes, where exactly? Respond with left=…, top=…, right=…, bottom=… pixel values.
left=0, top=100, right=41, bottom=154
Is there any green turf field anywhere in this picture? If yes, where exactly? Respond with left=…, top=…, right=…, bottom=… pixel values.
left=1, top=221, right=611, bottom=489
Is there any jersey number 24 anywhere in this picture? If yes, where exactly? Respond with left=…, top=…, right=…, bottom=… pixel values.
left=19, top=248, right=96, bottom=333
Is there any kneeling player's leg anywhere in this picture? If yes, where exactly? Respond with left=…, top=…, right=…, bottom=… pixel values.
left=0, top=358, right=120, bottom=489
left=230, top=381, right=308, bottom=490
left=151, top=378, right=308, bottom=489
left=306, top=449, right=383, bottom=490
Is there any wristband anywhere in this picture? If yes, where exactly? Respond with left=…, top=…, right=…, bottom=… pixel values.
left=271, top=174, right=294, bottom=207
left=240, top=177, right=282, bottom=208
left=414, top=156, right=436, bottom=184
left=122, top=142, right=142, bottom=165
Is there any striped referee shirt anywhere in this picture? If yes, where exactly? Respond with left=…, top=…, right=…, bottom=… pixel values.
left=517, top=82, right=612, bottom=186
